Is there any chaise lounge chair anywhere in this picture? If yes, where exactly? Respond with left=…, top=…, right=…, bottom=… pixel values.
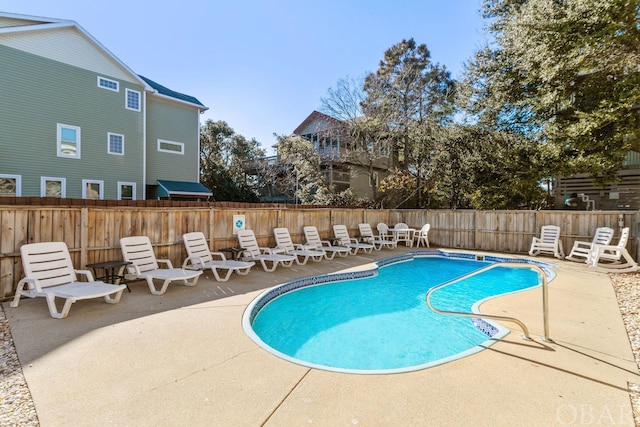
left=237, top=229, right=296, bottom=272
left=11, top=242, right=126, bottom=319
left=333, top=224, right=374, bottom=255
left=529, top=225, right=564, bottom=259
left=273, top=227, right=325, bottom=265
left=358, top=223, right=397, bottom=250
left=120, top=236, right=202, bottom=295
left=303, top=226, right=350, bottom=259
left=589, top=227, right=640, bottom=273
left=182, top=232, right=254, bottom=281
left=565, top=227, right=614, bottom=263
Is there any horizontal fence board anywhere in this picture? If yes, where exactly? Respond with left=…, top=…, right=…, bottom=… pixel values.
left=0, top=205, right=638, bottom=298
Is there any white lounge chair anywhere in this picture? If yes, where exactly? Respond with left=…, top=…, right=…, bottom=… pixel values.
left=11, top=242, right=126, bottom=319
left=237, top=229, right=296, bottom=272
left=273, top=227, right=325, bottom=265
left=393, top=222, right=414, bottom=247
left=565, top=227, right=614, bottom=263
left=333, top=224, right=374, bottom=255
left=182, top=232, right=254, bottom=281
left=303, top=226, right=350, bottom=259
left=413, top=223, right=431, bottom=248
left=358, top=223, right=396, bottom=250
left=589, top=227, right=640, bottom=273
left=529, top=225, right=564, bottom=259
left=120, top=236, right=202, bottom=295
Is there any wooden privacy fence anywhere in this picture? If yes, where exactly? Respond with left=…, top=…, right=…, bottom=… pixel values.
left=1, top=206, right=638, bottom=299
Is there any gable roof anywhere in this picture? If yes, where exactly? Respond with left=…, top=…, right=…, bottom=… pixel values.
left=293, top=111, right=343, bottom=135
left=139, top=75, right=207, bottom=111
left=0, top=12, right=207, bottom=111
left=0, top=12, right=151, bottom=90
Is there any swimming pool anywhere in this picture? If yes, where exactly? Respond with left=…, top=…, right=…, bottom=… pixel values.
left=242, top=250, right=555, bottom=374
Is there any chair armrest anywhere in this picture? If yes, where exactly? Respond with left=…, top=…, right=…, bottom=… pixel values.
left=157, top=259, right=174, bottom=269
left=182, top=256, right=205, bottom=269
left=75, top=269, right=96, bottom=282
left=209, top=251, right=227, bottom=261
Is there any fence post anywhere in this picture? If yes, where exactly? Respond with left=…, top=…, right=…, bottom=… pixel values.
left=209, top=207, right=215, bottom=248
left=80, top=207, right=88, bottom=267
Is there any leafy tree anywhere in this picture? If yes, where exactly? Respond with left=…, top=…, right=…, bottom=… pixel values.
left=272, top=134, right=325, bottom=204
left=199, top=119, right=264, bottom=201
left=361, top=38, right=456, bottom=208
left=467, top=0, right=640, bottom=180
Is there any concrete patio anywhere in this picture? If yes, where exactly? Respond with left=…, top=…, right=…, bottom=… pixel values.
left=3, top=246, right=638, bottom=426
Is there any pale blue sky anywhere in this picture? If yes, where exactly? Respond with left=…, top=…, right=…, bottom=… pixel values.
left=3, top=1, right=487, bottom=153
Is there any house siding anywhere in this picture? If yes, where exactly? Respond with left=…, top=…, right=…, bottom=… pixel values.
left=1, top=26, right=135, bottom=82
left=145, top=95, right=200, bottom=183
left=0, top=45, right=144, bottom=199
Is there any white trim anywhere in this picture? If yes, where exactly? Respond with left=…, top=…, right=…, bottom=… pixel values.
left=157, top=139, right=184, bottom=155
left=56, top=123, right=81, bottom=159
left=125, top=88, right=141, bottom=112
left=117, top=181, right=136, bottom=200
left=0, top=174, right=22, bottom=196
left=40, top=177, right=66, bottom=198
left=97, top=76, right=119, bottom=92
left=82, top=179, right=104, bottom=199
left=142, top=91, right=147, bottom=200
left=107, top=132, right=125, bottom=155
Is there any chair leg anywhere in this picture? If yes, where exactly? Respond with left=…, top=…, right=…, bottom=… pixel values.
left=146, top=278, right=166, bottom=295
left=211, top=268, right=233, bottom=282
left=45, top=294, right=74, bottom=319
left=103, top=289, right=125, bottom=304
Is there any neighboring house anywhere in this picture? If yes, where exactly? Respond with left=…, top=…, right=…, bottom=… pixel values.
left=0, top=12, right=211, bottom=201
left=554, top=150, right=640, bottom=210
left=247, top=111, right=391, bottom=203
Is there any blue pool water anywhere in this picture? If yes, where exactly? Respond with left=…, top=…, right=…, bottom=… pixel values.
left=247, top=256, right=544, bottom=374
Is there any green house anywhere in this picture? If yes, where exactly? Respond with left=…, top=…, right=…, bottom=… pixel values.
left=0, top=12, right=211, bottom=200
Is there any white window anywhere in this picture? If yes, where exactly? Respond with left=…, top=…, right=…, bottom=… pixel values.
left=108, top=133, right=124, bottom=155
left=82, top=179, right=104, bottom=200
left=117, top=182, right=136, bottom=200
left=157, top=139, right=184, bottom=155
left=125, top=88, right=141, bottom=111
left=97, top=76, right=119, bottom=91
left=0, top=174, right=21, bottom=196
left=41, top=177, right=66, bottom=198
left=57, top=124, right=81, bottom=158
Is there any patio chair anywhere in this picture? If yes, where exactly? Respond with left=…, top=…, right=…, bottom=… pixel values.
left=589, top=227, right=640, bottom=273
left=120, top=236, right=202, bottom=295
left=303, top=226, right=350, bottom=260
left=11, top=242, right=126, bottom=319
left=273, top=227, right=325, bottom=265
left=376, top=223, right=398, bottom=246
left=413, top=224, right=431, bottom=248
left=182, top=232, right=254, bottom=281
left=358, top=223, right=396, bottom=250
left=528, top=225, right=564, bottom=259
left=393, top=222, right=414, bottom=247
left=565, top=227, right=614, bottom=263
left=237, top=229, right=296, bottom=272
left=332, top=224, right=374, bottom=255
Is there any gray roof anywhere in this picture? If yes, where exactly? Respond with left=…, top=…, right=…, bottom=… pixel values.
left=139, top=75, right=206, bottom=108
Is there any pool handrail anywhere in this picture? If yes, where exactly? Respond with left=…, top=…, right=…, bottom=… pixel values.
left=425, top=262, right=552, bottom=342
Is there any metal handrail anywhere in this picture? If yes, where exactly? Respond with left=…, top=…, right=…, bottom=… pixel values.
left=425, top=262, right=552, bottom=342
